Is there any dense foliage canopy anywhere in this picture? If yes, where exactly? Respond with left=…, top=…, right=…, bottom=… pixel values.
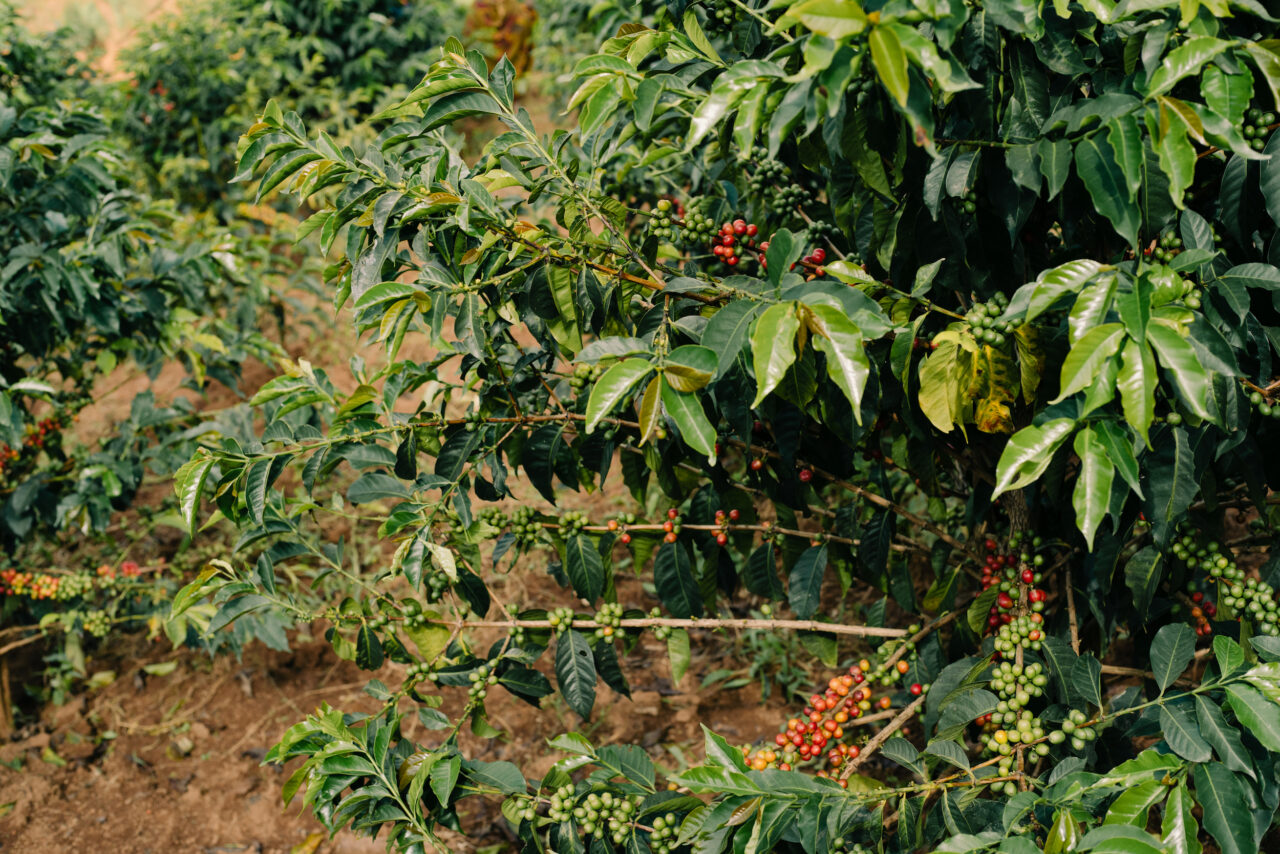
left=166, top=1, right=1280, bottom=852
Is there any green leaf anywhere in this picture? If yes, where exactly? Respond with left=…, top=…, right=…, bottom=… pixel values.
left=174, top=451, right=215, bottom=534
left=1161, top=782, right=1202, bottom=854
left=654, top=542, right=703, bottom=618
left=585, top=359, right=652, bottom=433
left=1054, top=323, right=1126, bottom=402
left=1195, top=696, right=1254, bottom=780
left=1068, top=275, right=1117, bottom=346
left=1157, top=113, right=1196, bottom=209
left=1103, top=780, right=1167, bottom=827
left=356, top=624, right=384, bottom=670
left=1146, top=323, right=1215, bottom=422
left=1124, top=547, right=1163, bottom=622
left=555, top=631, right=598, bottom=719
left=1145, top=37, right=1230, bottom=98
left=660, top=379, right=717, bottom=461
left=682, top=9, right=723, bottom=65
left=1076, top=134, right=1141, bottom=246
left=751, top=303, right=801, bottom=407
left=664, top=345, right=719, bottom=393
left=807, top=304, right=871, bottom=423
left=869, top=25, right=909, bottom=107
left=1213, top=635, right=1246, bottom=676
left=702, top=302, right=764, bottom=378
left=1072, top=654, right=1103, bottom=709
left=347, top=473, right=411, bottom=504
left=430, top=755, right=461, bottom=805
left=564, top=534, right=605, bottom=603
left=1225, top=683, right=1280, bottom=751
left=1191, top=762, right=1255, bottom=854
left=787, top=0, right=869, bottom=39
left=667, top=628, right=691, bottom=683
left=1118, top=340, right=1156, bottom=447
left=1072, top=427, right=1115, bottom=549
left=1150, top=623, right=1196, bottom=694
left=991, top=418, right=1076, bottom=498
left=1094, top=420, right=1143, bottom=498
left=788, top=545, right=827, bottom=619
left=1159, top=703, right=1212, bottom=762
left=1202, top=64, right=1252, bottom=126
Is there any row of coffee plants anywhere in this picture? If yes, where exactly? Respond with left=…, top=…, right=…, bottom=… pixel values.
left=0, top=6, right=301, bottom=706
left=174, top=0, right=1280, bottom=852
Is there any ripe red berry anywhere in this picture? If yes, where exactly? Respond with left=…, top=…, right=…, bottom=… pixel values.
left=668, top=508, right=679, bottom=519
left=750, top=459, right=764, bottom=471
left=746, top=224, right=758, bottom=236
left=664, top=532, right=677, bottom=543
left=1021, top=568, right=1034, bottom=584
left=798, top=469, right=813, bottom=483
left=620, top=533, right=632, bottom=544
left=716, top=533, right=728, bottom=546
left=985, top=539, right=998, bottom=552
left=997, top=592, right=1014, bottom=610
left=910, top=683, right=922, bottom=695
left=812, top=248, right=826, bottom=263
left=733, top=220, right=746, bottom=234
left=729, top=509, right=740, bottom=521
left=726, top=255, right=738, bottom=265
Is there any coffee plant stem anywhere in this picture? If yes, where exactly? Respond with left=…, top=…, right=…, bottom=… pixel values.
left=839, top=693, right=928, bottom=778
left=725, top=0, right=795, bottom=42
left=418, top=615, right=909, bottom=638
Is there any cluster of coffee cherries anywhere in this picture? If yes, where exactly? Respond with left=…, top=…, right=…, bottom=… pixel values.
left=95, top=560, right=144, bottom=586
left=592, top=602, right=623, bottom=640
left=1217, top=577, right=1280, bottom=636
left=746, top=659, right=923, bottom=780
left=743, top=150, right=788, bottom=194
left=707, top=218, right=762, bottom=268
left=799, top=247, right=827, bottom=280
left=405, top=660, right=436, bottom=682
left=705, top=0, right=737, bottom=27
left=647, top=606, right=672, bottom=641
left=541, top=787, right=640, bottom=846
left=831, top=840, right=870, bottom=853
left=962, top=293, right=1014, bottom=347
left=956, top=190, right=978, bottom=216
left=1054, top=709, right=1097, bottom=751
left=82, top=609, right=111, bottom=638
left=1, top=560, right=144, bottom=600
left=1149, top=230, right=1184, bottom=264
left=993, top=615, right=1045, bottom=655
left=546, top=606, right=576, bottom=635
left=647, top=197, right=683, bottom=243
left=0, top=410, right=71, bottom=481
left=851, top=75, right=876, bottom=106
left=423, top=568, right=451, bottom=603
left=647, top=812, right=682, bottom=853
left=605, top=513, right=639, bottom=545
left=769, top=181, right=811, bottom=214
left=676, top=198, right=720, bottom=249
left=661, top=508, right=683, bottom=543
left=509, top=506, right=544, bottom=549
left=477, top=507, right=507, bottom=528
left=559, top=509, right=591, bottom=537
left=468, top=661, right=499, bottom=702
left=1243, top=107, right=1276, bottom=151
left=711, top=507, right=742, bottom=545
left=569, top=363, right=604, bottom=393
left=1246, top=388, right=1280, bottom=420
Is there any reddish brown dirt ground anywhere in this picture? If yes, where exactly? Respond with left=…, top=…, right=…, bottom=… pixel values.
left=0, top=622, right=787, bottom=853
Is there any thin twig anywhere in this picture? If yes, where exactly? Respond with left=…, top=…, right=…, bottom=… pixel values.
left=839, top=693, right=928, bottom=778
left=419, top=616, right=907, bottom=638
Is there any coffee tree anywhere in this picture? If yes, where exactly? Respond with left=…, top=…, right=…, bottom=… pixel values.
left=176, top=1, right=1280, bottom=851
